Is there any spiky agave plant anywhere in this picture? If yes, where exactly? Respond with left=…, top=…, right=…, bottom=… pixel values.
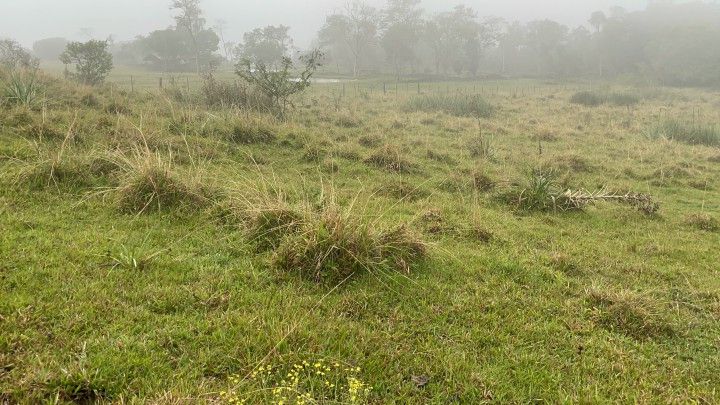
left=3, top=69, right=42, bottom=107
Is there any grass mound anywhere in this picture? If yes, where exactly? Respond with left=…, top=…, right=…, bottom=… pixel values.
left=273, top=207, right=426, bottom=284
left=406, top=94, right=493, bottom=118
left=108, top=146, right=211, bottom=214
left=587, top=289, right=676, bottom=340
left=647, top=119, right=720, bottom=147
left=225, top=119, right=277, bottom=144
left=365, top=145, right=414, bottom=173
left=685, top=213, right=719, bottom=232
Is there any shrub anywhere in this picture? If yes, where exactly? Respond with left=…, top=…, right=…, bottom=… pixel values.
left=570, top=91, right=604, bottom=107
left=406, top=94, right=493, bottom=118
left=647, top=119, right=720, bottom=147
left=235, top=49, right=323, bottom=117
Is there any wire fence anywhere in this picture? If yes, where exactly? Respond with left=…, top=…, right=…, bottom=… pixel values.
left=105, top=72, right=598, bottom=100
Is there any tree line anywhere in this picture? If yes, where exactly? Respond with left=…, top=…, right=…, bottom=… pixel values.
left=7, top=0, right=720, bottom=87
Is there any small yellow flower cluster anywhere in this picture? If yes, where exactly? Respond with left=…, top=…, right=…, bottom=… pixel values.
left=219, top=358, right=371, bottom=404
left=347, top=376, right=372, bottom=404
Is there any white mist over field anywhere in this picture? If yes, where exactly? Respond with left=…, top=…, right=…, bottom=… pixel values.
left=2, top=0, right=649, bottom=48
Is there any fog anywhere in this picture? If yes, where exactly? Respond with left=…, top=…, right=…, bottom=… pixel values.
left=3, top=0, right=649, bottom=48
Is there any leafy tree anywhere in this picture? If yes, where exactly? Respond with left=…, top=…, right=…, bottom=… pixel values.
left=60, top=40, right=114, bottom=85
left=32, top=37, right=69, bottom=61
left=236, top=25, right=292, bottom=67
left=236, top=50, right=323, bottom=117
left=0, top=39, right=38, bottom=70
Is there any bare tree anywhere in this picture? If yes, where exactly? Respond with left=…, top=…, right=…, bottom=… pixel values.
left=170, top=0, right=206, bottom=74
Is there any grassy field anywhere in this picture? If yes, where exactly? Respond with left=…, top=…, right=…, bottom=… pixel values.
left=1, top=66, right=719, bottom=403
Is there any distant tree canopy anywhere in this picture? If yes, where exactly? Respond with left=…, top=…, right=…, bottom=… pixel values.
left=113, top=0, right=220, bottom=73
left=120, top=28, right=221, bottom=73
left=0, top=39, right=38, bottom=70
left=32, top=37, right=69, bottom=61
left=34, top=0, right=720, bottom=87
left=310, top=0, right=720, bottom=86
left=235, top=25, right=292, bottom=67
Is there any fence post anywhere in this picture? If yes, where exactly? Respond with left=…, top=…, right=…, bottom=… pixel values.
left=383, top=82, right=386, bottom=95
left=417, top=82, right=420, bottom=94
left=186, top=77, right=190, bottom=92
left=130, top=76, right=134, bottom=93
left=159, top=77, right=163, bottom=90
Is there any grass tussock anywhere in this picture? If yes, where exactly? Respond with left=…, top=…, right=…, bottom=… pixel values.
left=224, top=118, right=277, bottom=144
left=228, top=181, right=427, bottom=284
left=406, top=94, right=493, bottom=118
left=106, top=146, right=212, bottom=214
left=587, top=288, right=676, bottom=340
left=273, top=206, right=426, bottom=284
left=647, top=119, right=720, bottom=147
left=685, top=213, right=719, bottom=232
left=365, top=145, right=414, bottom=173
left=571, top=91, right=640, bottom=107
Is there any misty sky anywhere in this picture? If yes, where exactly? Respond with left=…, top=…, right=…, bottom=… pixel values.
left=2, top=0, right=651, bottom=49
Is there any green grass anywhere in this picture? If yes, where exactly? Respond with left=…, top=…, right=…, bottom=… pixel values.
left=648, top=118, right=720, bottom=147
left=1, top=67, right=719, bottom=403
left=405, top=94, right=494, bottom=118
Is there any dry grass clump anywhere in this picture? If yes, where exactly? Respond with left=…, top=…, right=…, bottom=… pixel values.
left=472, top=170, right=496, bottom=191
left=377, top=180, right=429, bottom=202
left=335, top=112, right=362, bottom=128
left=425, top=149, right=456, bottom=165
left=104, top=146, right=212, bottom=214
left=228, top=181, right=427, bottom=284
left=358, top=134, right=381, bottom=148
left=467, top=133, right=494, bottom=159
left=273, top=207, right=426, bottom=283
left=225, top=118, right=277, bottom=144
left=302, top=145, right=327, bottom=163
left=365, top=145, right=414, bottom=173
left=586, top=288, right=676, bottom=340
left=17, top=152, right=94, bottom=190
left=685, top=213, right=719, bottom=232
